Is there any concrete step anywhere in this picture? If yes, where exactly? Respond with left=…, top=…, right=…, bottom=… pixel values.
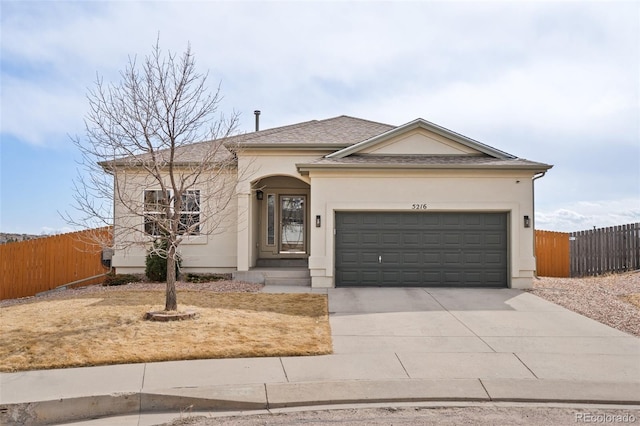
left=256, top=258, right=308, bottom=268
left=233, top=268, right=311, bottom=286
left=264, top=277, right=312, bottom=286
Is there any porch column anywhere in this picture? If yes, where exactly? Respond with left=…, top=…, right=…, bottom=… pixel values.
left=236, top=191, right=251, bottom=271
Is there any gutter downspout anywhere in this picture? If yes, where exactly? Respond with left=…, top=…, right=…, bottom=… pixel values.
left=532, top=171, right=547, bottom=278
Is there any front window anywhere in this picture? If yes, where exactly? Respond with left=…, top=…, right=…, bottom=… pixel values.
left=143, top=189, right=200, bottom=236
left=266, top=194, right=275, bottom=245
left=179, top=190, right=200, bottom=235
left=143, top=190, right=170, bottom=236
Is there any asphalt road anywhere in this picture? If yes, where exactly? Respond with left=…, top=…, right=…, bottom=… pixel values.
left=162, top=405, right=640, bottom=426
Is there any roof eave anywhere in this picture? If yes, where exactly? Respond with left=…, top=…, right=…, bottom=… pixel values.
left=238, top=143, right=350, bottom=150
left=296, top=163, right=553, bottom=173
left=99, top=160, right=238, bottom=169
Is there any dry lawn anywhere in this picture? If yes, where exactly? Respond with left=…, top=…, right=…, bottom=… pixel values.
left=0, top=291, right=332, bottom=372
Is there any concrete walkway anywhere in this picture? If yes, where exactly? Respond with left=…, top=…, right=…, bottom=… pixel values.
left=2, top=288, right=639, bottom=425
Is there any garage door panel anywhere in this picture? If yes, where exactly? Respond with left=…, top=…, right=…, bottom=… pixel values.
left=464, top=215, right=484, bottom=226
left=464, top=233, right=483, bottom=245
left=339, top=232, right=359, bottom=245
left=444, top=234, right=462, bottom=245
left=464, top=253, right=483, bottom=265
left=423, top=232, right=443, bottom=246
left=362, top=215, right=379, bottom=226
left=484, top=234, right=504, bottom=245
left=360, top=233, right=379, bottom=245
left=485, top=252, right=506, bottom=266
left=382, top=233, right=401, bottom=245
left=339, top=252, right=359, bottom=265
left=335, top=212, right=507, bottom=287
left=361, top=252, right=380, bottom=266
left=402, top=252, right=420, bottom=265
left=484, top=214, right=506, bottom=227
left=443, top=252, right=462, bottom=264
left=403, top=233, right=420, bottom=245
left=423, top=253, right=441, bottom=265
left=361, top=270, right=380, bottom=283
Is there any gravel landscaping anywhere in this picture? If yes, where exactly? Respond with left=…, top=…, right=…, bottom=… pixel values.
left=529, top=271, right=640, bottom=337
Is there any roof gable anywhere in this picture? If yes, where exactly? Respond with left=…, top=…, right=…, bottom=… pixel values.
left=326, top=118, right=515, bottom=159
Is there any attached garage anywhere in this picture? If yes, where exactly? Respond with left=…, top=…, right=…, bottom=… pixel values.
left=335, top=212, right=508, bottom=287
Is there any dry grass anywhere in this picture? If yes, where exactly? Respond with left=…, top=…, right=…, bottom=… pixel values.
left=0, top=291, right=332, bottom=372
left=621, top=293, right=640, bottom=309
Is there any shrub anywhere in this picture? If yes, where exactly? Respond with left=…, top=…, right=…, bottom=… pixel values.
left=145, top=238, right=180, bottom=282
left=103, top=272, right=140, bottom=286
left=185, top=273, right=231, bottom=283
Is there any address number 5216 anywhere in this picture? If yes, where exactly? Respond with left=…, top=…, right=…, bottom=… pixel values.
left=412, top=204, right=428, bottom=210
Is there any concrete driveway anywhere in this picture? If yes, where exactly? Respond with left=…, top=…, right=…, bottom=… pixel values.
left=322, top=287, right=640, bottom=383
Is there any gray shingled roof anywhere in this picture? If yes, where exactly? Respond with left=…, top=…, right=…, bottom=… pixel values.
left=297, top=154, right=552, bottom=172
left=228, top=115, right=395, bottom=147
left=105, top=116, right=394, bottom=167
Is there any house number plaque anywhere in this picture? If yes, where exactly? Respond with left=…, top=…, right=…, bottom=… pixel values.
left=411, top=204, right=428, bottom=210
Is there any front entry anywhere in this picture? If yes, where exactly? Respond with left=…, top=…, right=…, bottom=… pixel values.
left=255, top=176, right=310, bottom=261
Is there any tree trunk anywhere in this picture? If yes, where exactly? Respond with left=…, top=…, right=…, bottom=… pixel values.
left=165, top=245, right=178, bottom=311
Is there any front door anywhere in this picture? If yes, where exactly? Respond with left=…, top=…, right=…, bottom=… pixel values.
left=279, top=195, right=306, bottom=253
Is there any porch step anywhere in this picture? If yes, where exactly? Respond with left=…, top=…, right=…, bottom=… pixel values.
left=233, top=267, right=311, bottom=286
left=255, top=258, right=308, bottom=268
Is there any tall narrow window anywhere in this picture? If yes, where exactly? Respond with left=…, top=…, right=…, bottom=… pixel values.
left=179, top=190, right=200, bottom=235
left=267, top=194, right=275, bottom=245
left=143, top=190, right=170, bottom=236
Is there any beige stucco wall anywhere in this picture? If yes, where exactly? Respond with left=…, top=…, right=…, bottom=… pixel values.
left=360, top=128, right=478, bottom=155
left=306, top=169, right=538, bottom=289
left=111, top=169, right=239, bottom=275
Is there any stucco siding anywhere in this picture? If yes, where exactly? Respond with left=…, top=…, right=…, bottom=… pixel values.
left=360, top=128, right=478, bottom=155
left=111, top=169, right=239, bottom=275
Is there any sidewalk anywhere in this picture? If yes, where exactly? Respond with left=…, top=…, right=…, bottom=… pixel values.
left=2, top=287, right=639, bottom=425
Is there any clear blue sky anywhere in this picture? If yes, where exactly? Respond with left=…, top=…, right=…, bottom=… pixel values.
left=1, top=1, right=638, bottom=234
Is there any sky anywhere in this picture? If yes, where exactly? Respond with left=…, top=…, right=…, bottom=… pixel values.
left=1, top=0, right=638, bottom=234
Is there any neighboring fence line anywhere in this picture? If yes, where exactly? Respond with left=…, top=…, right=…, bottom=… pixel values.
left=570, top=223, right=640, bottom=277
left=0, top=227, right=112, bottom=301
left=535, top=230, right=570, bottom=277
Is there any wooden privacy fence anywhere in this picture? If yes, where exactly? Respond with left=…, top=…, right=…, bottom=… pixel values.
left=0, top=227, right=112, bottom=301
left=535, top=223, right=640, bottom=278
left=535, top=230, right=570, bottom=277
left=570, top=223, right=640, bottom=277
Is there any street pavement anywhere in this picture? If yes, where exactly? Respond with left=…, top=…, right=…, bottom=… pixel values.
left=1, top=287, right=639, bottom=425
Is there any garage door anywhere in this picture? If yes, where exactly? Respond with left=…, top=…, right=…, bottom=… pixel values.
left=335, top=212, right=507, bottom=287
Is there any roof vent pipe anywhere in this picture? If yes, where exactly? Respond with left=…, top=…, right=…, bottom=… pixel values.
left=254, top=110, right=261, bottom=131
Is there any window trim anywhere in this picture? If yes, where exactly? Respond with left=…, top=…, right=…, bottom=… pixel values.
left=266, top=193, right=276, bottom=246
left=143, top=189, right=202, bottom=237
left=143, top=189, right=171, bottom=237
left=178, top=190, right=201, bottom=236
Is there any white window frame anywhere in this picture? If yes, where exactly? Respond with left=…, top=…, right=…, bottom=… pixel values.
left=178, top=190, right=201, bottom=236
left=143, top=189, right=202, bottom=237
left=143, top=189, right=171, bottom=236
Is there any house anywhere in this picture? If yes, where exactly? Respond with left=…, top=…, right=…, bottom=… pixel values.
left=111, top=115, right=552, bottom=289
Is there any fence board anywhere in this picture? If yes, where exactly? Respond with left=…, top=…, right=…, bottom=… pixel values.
left=535, top=230, right=570, bottom=277
left=0, top=227, right=112, bottom=301
left=570, top=223, right=640, bottom=277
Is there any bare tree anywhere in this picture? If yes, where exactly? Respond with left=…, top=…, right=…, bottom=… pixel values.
left=66, top=41, right=240, bottom=312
